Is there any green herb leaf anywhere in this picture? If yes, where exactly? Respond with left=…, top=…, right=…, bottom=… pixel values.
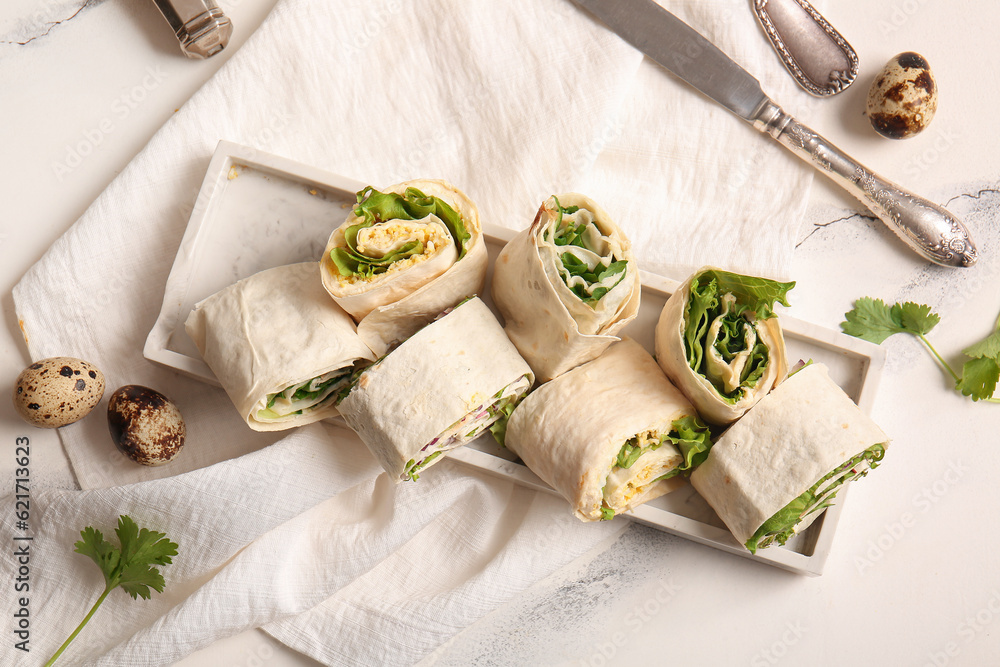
left=956, top=356, right=1000, bottom=402
left=74, top=527, right=120, bottom=588
left=963, top=330, right=1000, bottom=361
left=842, top=297, right=1000, bottom=404
left=47, top=516, right=178, bottom=666
left=117, top=563, right=166, bottom=600
left=840, top=297, right=940, bottom=344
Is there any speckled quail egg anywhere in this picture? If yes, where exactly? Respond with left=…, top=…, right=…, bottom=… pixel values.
left=866, top=52, right=938, bottom=139
left=107, top=385, right=186, bottom=466
left=12, top=357, right=105, bottom=428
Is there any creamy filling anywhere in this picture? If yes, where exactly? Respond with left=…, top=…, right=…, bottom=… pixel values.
left=255, top=368, right=354, bottom=423
left=538, top=199, right=633, bottom=335
left=598, top=416, right=713, bottom=520
left=602, top=441, right=683, bottom=512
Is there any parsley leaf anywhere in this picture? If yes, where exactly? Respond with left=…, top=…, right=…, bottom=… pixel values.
left=956, top=357, right=1000, bottom=401
left=958, top=329, right=1000, bottom=401
left=45, top=516, right=178, bottom=666
left=842, top=298, right=1000, bottom=404
left=840, top=297, right=939, bottom=343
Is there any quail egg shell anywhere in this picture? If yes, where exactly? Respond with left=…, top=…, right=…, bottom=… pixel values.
left=866, top=52, right=938, bottom=139
left=107, top=385, right=186, bottom=466
left=13, top=357, right=105, bottom=428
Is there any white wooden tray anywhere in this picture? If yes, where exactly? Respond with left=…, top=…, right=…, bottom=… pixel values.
left=145, top=141, right=885, bottom=576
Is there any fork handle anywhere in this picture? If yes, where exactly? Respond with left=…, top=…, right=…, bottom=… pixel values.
left=752, top=99, right=977, bottom=267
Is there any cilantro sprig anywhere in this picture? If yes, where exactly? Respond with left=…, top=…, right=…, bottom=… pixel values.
left=841, top=297, right=1000, bottom=403
left=45, top=515, right=178, bottom=666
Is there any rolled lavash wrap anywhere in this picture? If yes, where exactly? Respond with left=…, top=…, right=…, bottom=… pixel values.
left=337, top=297, right=533, bottom=482
left=319, top=179, right=488, bottom=356
left=491, top=194, right=640, bottom=382
left=654, top=267, right=794, bottom=425
left=690, top=362, right=889, bottom=554
left=505, top=338, right=712, bottom=522
left=185, top=262, right=376, bottom=432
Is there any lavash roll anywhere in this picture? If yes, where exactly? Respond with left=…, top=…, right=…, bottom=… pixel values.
left=690, top=363, right=890, bottom=553
left=505, top=338, right=710, bottom=522
left=185, top=262, right=375, bottom=432
left=319, top=179, right=488, bottom=357
left=654, top=267, right=791, bottom=425
left=491, top=193, right=640, bottom=383
left=338, top=297, right=533, bottom=482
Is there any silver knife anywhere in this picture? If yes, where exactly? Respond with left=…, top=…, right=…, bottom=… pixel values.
left=571, top=0, right=977, bottom=268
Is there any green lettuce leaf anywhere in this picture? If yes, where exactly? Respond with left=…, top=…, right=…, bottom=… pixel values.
left=744, top=443, right=886, bottom=554
left=662, top=415, right=713, bottom=473
left=613, top=415, right=713, bottom=481
left=330, top=186, right=470, bottom=278
left=683, top=270, right=794, bottom=401
left=549, top=195, right=629, bottom=305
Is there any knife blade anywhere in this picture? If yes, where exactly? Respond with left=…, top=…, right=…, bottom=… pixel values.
left=571, top=0, right=977, bottom=268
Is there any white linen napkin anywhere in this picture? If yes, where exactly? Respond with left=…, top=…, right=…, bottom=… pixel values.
left=5, top=0, right=815, bottom=665
left=580, top=0, right=817, bottom=281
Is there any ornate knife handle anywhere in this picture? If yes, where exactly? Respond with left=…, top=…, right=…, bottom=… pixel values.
left=752, top=99, right=977, bottom=267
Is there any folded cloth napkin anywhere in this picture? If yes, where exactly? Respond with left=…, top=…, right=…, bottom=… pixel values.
left=10, top=426, right=621, bottom=666
left=5, top=0, right=815, bottom=665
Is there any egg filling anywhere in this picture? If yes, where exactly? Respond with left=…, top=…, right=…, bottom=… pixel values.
left=599, top=415, right=712, bottom=520
left=402, top=374, right=533, bottom=481
left=329, top=186, right=470, bottom=289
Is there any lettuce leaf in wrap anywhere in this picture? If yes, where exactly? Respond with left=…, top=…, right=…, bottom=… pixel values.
left=330, top=186, right=471, bottom=278
left=744, top=442, right=887, bottom=553
left=545, top=196, right=629, bottom=307
left=599, top=415, right=713, bottom=520
left=402, top=374, right=533, bottom=481
left=683, top=270, right=794, bottom=403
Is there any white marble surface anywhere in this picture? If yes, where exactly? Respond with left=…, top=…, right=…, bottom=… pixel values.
left=3, top=1, right=1000, bottom=666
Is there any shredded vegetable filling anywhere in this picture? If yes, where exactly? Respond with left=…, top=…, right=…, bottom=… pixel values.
left=744, top=442, right=887, bottom=553
left=256, top=366, right=358, bottom=423
left=402, top=374, right=533, bottom=481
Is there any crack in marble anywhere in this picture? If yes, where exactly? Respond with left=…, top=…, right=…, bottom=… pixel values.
left=944, top=187, right=1000, bottom=206
left=795, top=210, right=875, bottom=249
left=1, top=0, right=99, bottom=46
left=795, top=186, right=1000, bottom=250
